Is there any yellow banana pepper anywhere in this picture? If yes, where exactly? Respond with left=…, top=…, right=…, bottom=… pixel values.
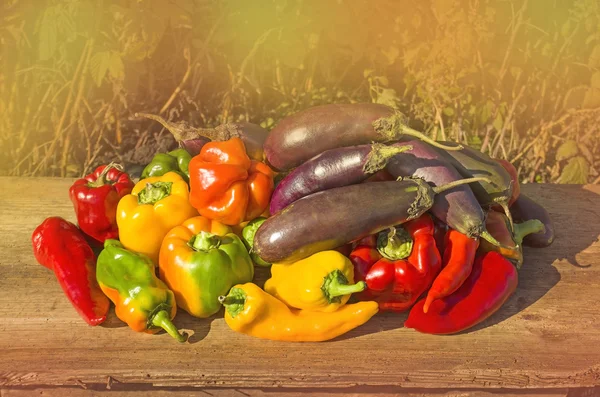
left=117, top=171, right=198, bottom=263
left=219, top=283, right=379, bottom=342
left=264, top=250, right=365, bottom=312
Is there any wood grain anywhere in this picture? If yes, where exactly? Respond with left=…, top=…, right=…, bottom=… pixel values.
left=0, top=177, right=599, bottom=395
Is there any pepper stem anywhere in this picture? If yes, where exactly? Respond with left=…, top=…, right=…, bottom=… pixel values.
left=513, top=219, right=545, bottom=245
left=373, top=113, right=463, bottom=151
left=88, top=162, right=124, bottom=187
left=321, top=269, right=366, bottom=303
left=218, top=287, right=246, bottom=318
left=137, top=181, right=173, bottom=205
left=363, top=144, right=413, bottom=174
left=151, top=310, right=187, bottom=343
left=377, top=226, right=413, bottom=260
left=432, top=177, right=493, bottom=195
left=189, top=231, right=221, bottom=252
left=480, top=230, right=515, bottom=250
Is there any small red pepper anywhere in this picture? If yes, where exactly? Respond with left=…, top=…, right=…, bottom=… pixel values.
left=32, top=217, right=110, bottom=326
left=405, top=251, right=518, bottom=334
left=350, top=214, right=442, bottom=312
left=423, top=229, right=479, bottom=313
left=69, top=163, right=134, bottom=243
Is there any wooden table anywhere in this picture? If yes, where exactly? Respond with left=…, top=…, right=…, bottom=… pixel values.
left=1, top=177, right=599, bottom=397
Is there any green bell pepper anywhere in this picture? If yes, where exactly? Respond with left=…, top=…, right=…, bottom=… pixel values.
left=141, top=148, right=192, bottom=182
left=241, top=217, right=271, bottom=267
left=96, top=239, right=187, bottom=342
left=159, top=225, right=255, bottom=318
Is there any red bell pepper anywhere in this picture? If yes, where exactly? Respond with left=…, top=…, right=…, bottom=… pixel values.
left=349, top=214, right=442, bottom=312
left=32, top=217, right=110, bottom=326
left=69, top=163, right=134, bottom=243
left=423, top=229, right=479, bottom=313
left=405, top=251, right=518, bottom=334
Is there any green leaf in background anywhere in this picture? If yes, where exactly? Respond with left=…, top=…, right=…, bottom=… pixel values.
left=556, top=140, right=579, bottom=161
left=90, top=51, right=111, bottom=87
left=557, top=156, right=589, bottom=184
left=492, top=113, right=503, bottom=132
left=443, top=107, right=455, bottom=116
left=376, top=88, right=399, bottom=109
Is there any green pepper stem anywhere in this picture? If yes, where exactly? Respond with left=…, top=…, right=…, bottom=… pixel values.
left=137, top=181, right=173, bottom=205
left=432, top=177, right=493, bottom=195
left=513, top=219, right=545, bottom=245
left=327, top=280, right=366, bottom=299
left=88, top=162, right=124, bottom=187
left=189, top=231, right=221, bottom=251
left=218, top=295, right=245, bottom=306
left=151, top=310, right=187, bottom=343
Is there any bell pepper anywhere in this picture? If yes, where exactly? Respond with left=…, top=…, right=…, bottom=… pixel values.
left=188, top=137, right=274, bottom=225
left=141, top=148, right=192, bottom=182
left=479, top=210, right=544, bottom=268
left=240, top=217, right=271, bottom=267
left=158, top=216, right=254, bottom=318
left=264, top=250, right=366, bottom=312
left=423, top=229, right=479, bottom=313
left=405, top=251, right=518, bottom=334
left=32, top=217, right=110, bottom=326
left=219, top=283, right=379, bottom=342
left=116, top=171, right=198, bottom=263
left=69, top=163, right=134, bottom=243
left=97, top=239, right=187, bottom=342
left=350, top=214, right=442, bottom=312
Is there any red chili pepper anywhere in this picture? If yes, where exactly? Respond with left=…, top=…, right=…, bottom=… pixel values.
left=32, top=217, right=110, bottom=326
left=405, top=251, right=518, bottom=334
left=350, top=214, right=441, bottom=312
left=69, top=163, right=134, bottom=243
left=423, top=229, right=479, bottom=313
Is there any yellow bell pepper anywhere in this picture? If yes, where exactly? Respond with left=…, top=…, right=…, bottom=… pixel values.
left=117, top=171, right=198, bottom=263
left=219, top=283, right=379, bottom=342
left=264, top=250, right=365, bottom=312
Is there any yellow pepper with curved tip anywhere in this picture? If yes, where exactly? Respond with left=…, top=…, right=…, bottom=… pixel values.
left=117, top=171, right=198, bottom=263
left=264, top=251, right=366, bottom=312
left=219, top=283, right=379, bottom=342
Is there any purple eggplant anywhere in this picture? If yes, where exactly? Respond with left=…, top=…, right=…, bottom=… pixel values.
left=270, top=143, right=412, bottom=214
left=509, top=194, right=554, bottom=247
left=253, top=177, right=489, bottom=264
left=385, top=140, right=501, bottom=246
left=136, top=113, right=268, bottom=161
left=264, top=103, right=461, bottom=171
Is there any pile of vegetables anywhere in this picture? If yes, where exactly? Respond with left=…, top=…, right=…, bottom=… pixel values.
left=31, top=103, right=554, bottom=343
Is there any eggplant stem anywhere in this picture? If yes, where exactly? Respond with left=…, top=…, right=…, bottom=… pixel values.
left=363, top=144, right=412, bottom=174
left=135, top=112, right=229, bottom=142
left=432, top=177, right=492, bottom=195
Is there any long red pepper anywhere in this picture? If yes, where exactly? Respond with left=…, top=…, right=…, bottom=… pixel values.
left=423, top=229, right=479, bottom=313
left=405, top=251, right=518, bottom=334
left=69, top=163, right=134, bottom=243
left=32, top=217, right=110, bottom=326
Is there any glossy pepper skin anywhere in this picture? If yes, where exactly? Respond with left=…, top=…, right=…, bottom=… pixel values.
left=219, top=283, right=379, bottom=342
left=97, top=239, right=187, bottom=342
left=141, top=149, right=192, bottom=182
left=32, top=217, right=110, bottom=326
left=423, top=229, right=479, bottom=313
left=158, top=216, right=254, bottom=318
left=69, top=163, right=134, bottom=243
left=117, top=172, right=198, bottom=263
left=264, top=251, right=366, bottom=313
left=405, top=251, right=518, bottom=334
left=188, top=137, right=274, bottom=226
left=350, top=214, right=442, bottom=312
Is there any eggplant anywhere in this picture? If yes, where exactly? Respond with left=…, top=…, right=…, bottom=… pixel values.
left=264, top=103, right=461, bottom=171
left=385, top=140, right=499, bottom=245
left=136, top=113, right=268, bottom=161
left=433, top=141, right=513, bottom=220
left=253, top=177, right=488, bottom=264
left=270, top=143, right=412, bottom=214
left=509, top=194, right=554, bottom=247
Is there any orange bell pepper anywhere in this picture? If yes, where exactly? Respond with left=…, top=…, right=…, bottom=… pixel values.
left=188, top=137, right=274, bottom=225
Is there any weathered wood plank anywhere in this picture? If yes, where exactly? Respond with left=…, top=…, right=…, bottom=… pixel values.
left=0, top=177, right=599, bottom=392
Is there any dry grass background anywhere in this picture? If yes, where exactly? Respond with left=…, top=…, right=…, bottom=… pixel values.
left=1, top=0, right=599, bottom=183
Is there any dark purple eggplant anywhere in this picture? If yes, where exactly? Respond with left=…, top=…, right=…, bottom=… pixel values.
left=432, top=141, right=513, bottom=221
left=386, top=140, right=501, bottom=246
left=270, top=143, right=412, bottom=214
left=254, top=177, right=488, bottom=264
left=509, top=194, right=554, bottom=247
left=264, top=103, right=461, bottom=171
left=136, top=113, right=268, bottom=161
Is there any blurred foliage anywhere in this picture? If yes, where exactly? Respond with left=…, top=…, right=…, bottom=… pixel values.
left=1, top=0, right=599, bottom=183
